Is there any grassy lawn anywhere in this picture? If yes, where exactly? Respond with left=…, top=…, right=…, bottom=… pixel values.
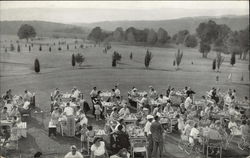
left=0, top=34, right=249, bottom=157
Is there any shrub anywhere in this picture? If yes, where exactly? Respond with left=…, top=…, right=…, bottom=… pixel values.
left=212, top=59, right=216, bottom=70
left=58, top=47, right=61, bottom=51
left=230, top=53, right=236, bottom=66
left=75, top=53, right=85, bottom=66
left=72, top=54, right=76, bottom=67
left=216, top=52, right=225, bottom=72
left=10, top=44, right=15, bottom=51
left=130, top=52, right=133, bottom=60
left=113, top=51, right=122, bottom=61
left=144, top=49, right=153, bottom=68
left=175, top=49, right=183, bottom=70
left=112, top=58, right=116, bottom=67
left=34, top=58, right=40, bottom=73
left=17, top=45, right=20, bottom=52
left=184, top=35, right=198, bottom=48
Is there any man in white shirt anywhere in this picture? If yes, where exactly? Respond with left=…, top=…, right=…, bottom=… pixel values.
left=149, top=86, right=157, bottom=99
left=184, top=94, right=193, bottom=109
left=144, top=115, right=154, bottom=158
left=114, top=85, right=121, bottom=98
left=64, top=103, right=74, bottom=116
left=64, top=145, right=83, bottom=158
left=90, top=87, right=98, bottom=99
left=23, top=101, right=30, bottom=110
left=189, top=123, right=200, bottom=146
left=72, top=88, right=80, bottom=100
left=24, top=90, right=33, bottom=102
left=118, top=104, right=130, bottom=118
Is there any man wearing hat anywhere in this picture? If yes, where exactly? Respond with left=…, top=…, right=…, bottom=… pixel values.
left=144, top=115, right=154, bottom=158
left=64, top=145, right=83, bottom=158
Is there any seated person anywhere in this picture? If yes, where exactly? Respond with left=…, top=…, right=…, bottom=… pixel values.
left=0, top=126, right=11, bottom=147
left=63, top=103, right=74, bottom=116
left=110, top=148, right=130, bottom=158
left=91, top=137, right=108, bottom=158
left=86, top=125, right=95, bottom=144
left=115, top=119, right=126, bottom=132
left=228, top=117, right=241, bottom=135
left=152, top=105, right=161, bottom=117
left=5, top=100, right=13, bottom=114
left=23, top=89, right=33, bottom=102
left=110, top=107, right=120, bottom=121
left=64, top=145, right=83, bottom=158
left=189, top=123, right=200, bottom=146
left=51, top=107, right=61, bottom=125
left=113, top=125, right=130, bottom=152
left=118, top=104, right=130, bottom=119
left=177, top=114, right=185, bottom=132
left=240, top=120, right=250, bottom=143
left=0, top=107, right=9, bottom=120
left=2, top=89, right=13, bottom=101
left=158, top=94, right=168, bottom=104
left=9, top=105, right=20, bottom=118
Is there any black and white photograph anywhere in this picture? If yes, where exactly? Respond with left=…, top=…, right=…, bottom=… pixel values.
left=0, top=1, right=249, bottom=158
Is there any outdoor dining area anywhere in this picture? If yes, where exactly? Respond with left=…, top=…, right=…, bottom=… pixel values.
left=1, top=84, right=249, bottom=158
left=0, top=89, right=32, bottom=155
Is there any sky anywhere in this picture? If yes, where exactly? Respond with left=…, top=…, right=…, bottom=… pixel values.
left=0, top=1, right=249, bottom=23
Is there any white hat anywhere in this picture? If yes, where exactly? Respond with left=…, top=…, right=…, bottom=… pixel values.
left=133, top=88, right=137, bottom=91
left=146, top=115, right=154, bottom=119
left=71, top=145, right=77, bottom=150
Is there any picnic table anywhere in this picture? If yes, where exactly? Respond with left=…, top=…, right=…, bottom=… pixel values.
left=123, top=114, right=138, bottom=125
left=100, top=91, right=112, bottom=98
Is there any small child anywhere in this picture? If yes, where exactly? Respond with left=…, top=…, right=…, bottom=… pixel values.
left=86, top=125, right=95, bottom=145
left=94, top=104, right=102, bottom=121
left=80, top=124, right=88, bottom=152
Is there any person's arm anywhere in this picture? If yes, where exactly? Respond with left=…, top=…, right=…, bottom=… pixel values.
left=90, top=151, right=94, bottom=158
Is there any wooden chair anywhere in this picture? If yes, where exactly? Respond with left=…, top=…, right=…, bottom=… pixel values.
left=131, top=139, right=148, bottom=158
left=206, top=139, right=223, bottom=158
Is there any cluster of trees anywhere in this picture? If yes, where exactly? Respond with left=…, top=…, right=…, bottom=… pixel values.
left=112, top=51, right=122, bottom=67
left=88, top=27, right=172, bottom=46
left=196, top=20, right=249, bottom=60
left=71, top=53, right=85, bottom=68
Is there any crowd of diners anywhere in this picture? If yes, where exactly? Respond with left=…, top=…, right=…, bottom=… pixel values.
left=0, top=89, right=34, bottom=148
left=1, top=85, right=250, bottom=158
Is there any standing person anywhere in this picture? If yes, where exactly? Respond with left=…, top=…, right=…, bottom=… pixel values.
left=114, top=125, right=130, bottom=152
left=90, top=137, right=109, bottom=158
left=24, top=89, right=33, bottom=102
left=64, top=145, right=83, bottom=158
left=184, top=94, right=193, bottom=110
left=166, top=86, right=171, bottom=98
left=90, top=87, right=98, bottom=101
left=144, top=115, right=154, bottom=158
left=94, top=103, right=102, bottom=121
left=114, top=85, right=121, bottom=98
left=150, top=116, right=164, bottom=158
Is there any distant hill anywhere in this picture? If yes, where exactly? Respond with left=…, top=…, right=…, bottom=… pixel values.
left=0, top=15, right=248, bottom=38
left=0, top=20, right=90, bottom=38
left=75, top=15, right=249, bottom=35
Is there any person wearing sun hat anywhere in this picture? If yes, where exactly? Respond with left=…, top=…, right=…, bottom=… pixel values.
left=64, top=145, right=83, bottom=158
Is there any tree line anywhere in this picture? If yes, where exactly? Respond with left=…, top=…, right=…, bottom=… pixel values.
left=88, top=26, right=198, bottom=48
